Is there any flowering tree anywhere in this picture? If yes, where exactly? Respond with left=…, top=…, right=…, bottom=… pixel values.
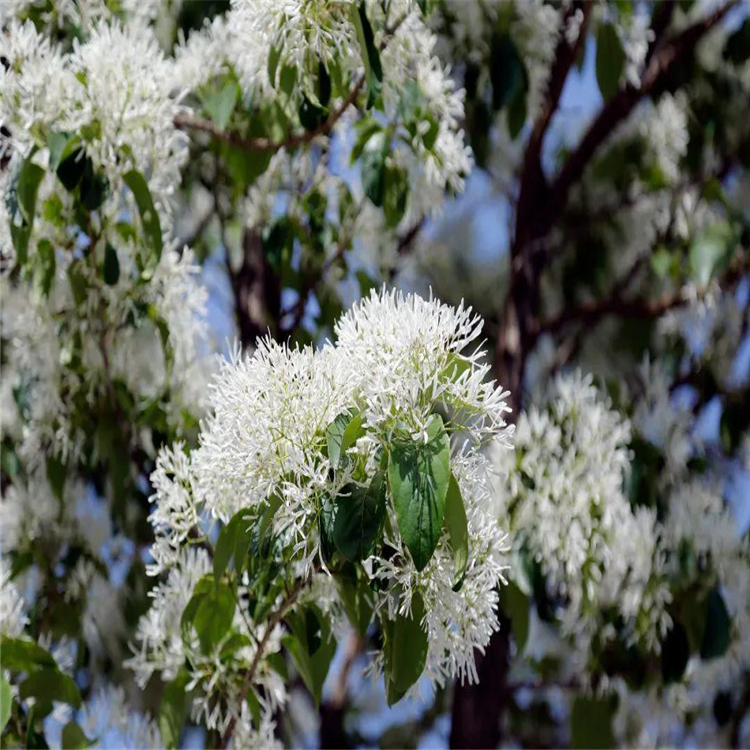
left=1, top=1, right=749, bottom=749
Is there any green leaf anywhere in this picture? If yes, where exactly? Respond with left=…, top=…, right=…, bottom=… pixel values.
left=361, top=132, right=388, bottom=207
left=389, top=414, right=451, bottom=571
left=79, top=161, right=108, bottom=210
left=661, top=622, right=690, bottom=683
left=333, top=470, right=387, bottom=562
left=500, top=580, right=529, bottom=651
left=47, top=131, right=71, bottom=173
left=158, top=669, right=190, bottom=750
left=351, top=2, right=383, bottom=109
left=489, top=35, right=525, bottom=111
left=724, top=18, right=750, bottom=64
left=11, top=157, right=45, bottom=265
left=596, top=23, right=625, bottom=99
left=55, top=137, right=86, bottom=191
left=35, top=239, right=56, bottom=297
left=319, top=495, right=338, bottom=562
left=46, top=455, right=65, bottom=501
left=443, top=474, right=468, bottom=591
left=61, top=722, right=95, bottom=749
left=123, top=170, right=162, bottom=276
left=20, top=669, right=81, bottom=709
left=441, top=352, right=472, bottom=382
left=214, top=514, right=243, bottom=581
left=103, top=243, right=120, bottom=286
left=700, top=588, right=731, bottom=660
left=326, top=410, right=364, bottom=469
left=193, top=580, right=235, bottom=653
left=284, top=607, right=336, bottom=706
left=383, top=592, right=428, bottom=700
left=16, top=159, right=45, bottom=225
left=689, top=221, right=736, bottom=286
left=571, top=694, right=617, bottom=749
left=0, top=638, right=56, bottom=672
left=336, top=564, right=374, bottom=638
left=299, top=94, right=327, bottom=131
left=0, top=677, right=11, bottom=733
left=383, top=166, right=408, bottom=229
left=507, top=83, right=528, bottom=140
left=351, top=119, right=382, bottom=163
left=67, top=262, right=88, bottom=306
left=201, top=79, right=239, bottom=132
left=256, top=496, right=282, bottom=561
left=245, top=688, right=262, bottom=729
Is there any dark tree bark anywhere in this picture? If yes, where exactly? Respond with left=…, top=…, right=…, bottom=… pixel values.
left=449, top=610, right=511, bottom=748
left=230, top=228, right=281, bottom=347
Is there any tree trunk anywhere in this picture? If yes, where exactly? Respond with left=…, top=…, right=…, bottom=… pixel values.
left=449, top=610, right=512, bottom=748
left=230, top=227, right=281, bottom=347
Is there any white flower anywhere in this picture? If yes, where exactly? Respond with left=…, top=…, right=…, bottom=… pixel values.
left=0, top=558, right=28, bottom=638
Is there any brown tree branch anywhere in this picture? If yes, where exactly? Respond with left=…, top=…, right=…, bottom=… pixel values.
left=174, top=76, right=365, bottom=154
left=538, top=253, right=749, bottom=337
left=548, top=1, right=737, bottom=221
left=220, top=568, right=320, bottom=748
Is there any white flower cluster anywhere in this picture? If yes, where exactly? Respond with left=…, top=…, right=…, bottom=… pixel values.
left=492, top=372, right=670, bottom=649
left=0, top=558, right=28, bottom=639
left=1, top=16, right=212, bottom=455
left=174, top=0, right=471, bottom=214
left=132, top=289, right=512, bottom=740
left=1, top=19, right=187, bottom=210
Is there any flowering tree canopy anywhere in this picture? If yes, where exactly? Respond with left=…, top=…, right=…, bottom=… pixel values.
left=1, top=0, right=749, bottom=748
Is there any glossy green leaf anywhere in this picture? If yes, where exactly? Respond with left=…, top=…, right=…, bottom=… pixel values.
left=701, top=588, right=731, bottom=660
left=441, top=352, right=472, bottom=383
left=326, top=409, right=363, bottom=469
left=299, top=94, right=327, bottom=131
left=16, top=159, right=45, bottom=225
left=596, top=23, right=625, bottom=99
left=61, top=722, right=95, bottom=749
left=489, top=34, right=525, bottom=111
left=103, top=243, right=120, bottom=286
left=46, top=455, right=65, bottom=501
left=389, top=414, right=451, bottom=571
left=661, top=622, right=690, bottom=683
left=351, top=2, right=383, bottom=108
left=55, top=137, right=86, bottom=191
left=336, top=564, right=374, bottom=637
left=383, top=166, right=408, bottom=229
left=689, top=221, right=736, bottom=286
left=201, top=80, right=238, bottom=132
left=254, top=496, right=282, bottom=562
left=500, top=580, right=529, bottom=651
left=383, top=592, right=428, bottom=702
left=123, top=170, right=162, bottom=275
left=0, top=677, right=11, bottom=733
left=47, top=131, right=71, bottom=173
left=443, top=473, right=468, bottom=591
left=20, top=669, right=81, bottom=709
left=0, top=637, right=56, bottom=672
left=361, top=131, right=388, bottom=208
left=193, top=580, right=235, bottom=653
left=284, top=606, right=336, bottom=706
left=571, top=694, right=617, bottom=749
left=158, top=669, right=190, bottom=750
left=35, top=239, right=56, bottom=297
left=333, top=470, right=387, bottom=562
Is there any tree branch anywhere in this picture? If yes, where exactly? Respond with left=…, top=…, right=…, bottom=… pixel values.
left=538, top=253, right=749, bottom=337
left=174, top=76, right=365, bottom=154
left=548, top=1, right=737, bottom=224
left=220, top=568, right=319, bottom=748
